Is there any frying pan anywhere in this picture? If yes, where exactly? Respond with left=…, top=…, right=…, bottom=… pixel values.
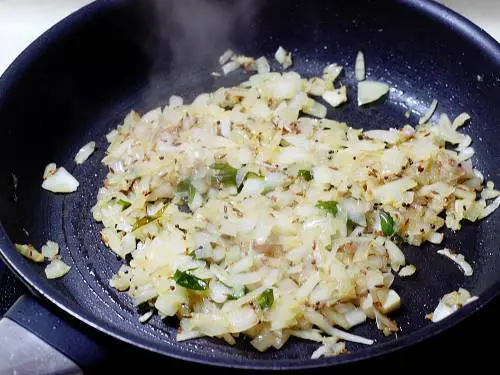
left=0, top=0, right=499, bottom=371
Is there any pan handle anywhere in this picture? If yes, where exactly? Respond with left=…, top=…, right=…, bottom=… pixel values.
left=0, top=295, right=107, bottom=374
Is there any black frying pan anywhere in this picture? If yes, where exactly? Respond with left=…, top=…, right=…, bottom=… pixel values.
left=0, top=0, right=499, bottom=370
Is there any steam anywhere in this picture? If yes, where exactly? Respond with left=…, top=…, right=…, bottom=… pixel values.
left=153, top=0, right=262, bottom=71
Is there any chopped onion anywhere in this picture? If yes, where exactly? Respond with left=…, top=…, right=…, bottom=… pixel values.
left=344, top=309, right=367, bottom=327
left=228, top=306, right=259, bottom=333
left=357, top=81, right=390, bottom=106
left=139, top=310, right=153, bottom=323
left=430, top=300, right=457, bottom=322
left=256, top=56, right=271, bottom=74
left=169, top=95, right=183, bottom=108
left=355, top=51, right=365, bottom=81
left=41, top=240, right=59, bottom=260
left=322, top=87, right=348, bottom=108
left=418, top=99, right=438, bottom=125
left=44, top=259, right=71, bottom=279
left=91, top=48, right=498, bottom=354
left=311, top=338, right=346, bottom=359
left=303, top=98, right=327, bottom=118
left=428, top=232, right=444, bottom=244
left=42, top=167, right=79, bottom=193
left=429, top=288, right=477, bottom=323
left=384, top=239, right=406, bottom=271
left=250, top=328, right=275, bottom=352
left=274, top=46, right=292, bottom=69
left=433, top=113, right=468, bottom=144
left=74, top=141, right=96, bottom=164
left=398, top=264, right=416, bottom=277
left=323, top=63, right=343, bottom=82
left=222, top=61, right=240, bottom=75
left=452, top=112, right=471, bottom=129
left=380, top=289, right=401, bottom=314
left=458, top=147, right=475, bottom=161
left=219, top=49, right=234, bottom=65
left=437, top=248, right=473, bottom=276
left=15, top=243, right=44, bottom=263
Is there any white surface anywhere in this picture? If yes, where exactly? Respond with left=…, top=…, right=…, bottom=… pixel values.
left=0, top=0, right=92, bottom=75
left=0, top=0, right=499, bottom=75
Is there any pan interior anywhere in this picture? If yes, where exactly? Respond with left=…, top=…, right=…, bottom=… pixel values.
left=0, top=0, right=499, bottom=367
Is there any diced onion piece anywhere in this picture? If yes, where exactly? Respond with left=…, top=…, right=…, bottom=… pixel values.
left=232, top=55, right=257, bottom=71
left=176, top=330, right=204, bottom=342
left=256, top=56, right=271, bottom=74
left=41, top=240, right=59, bottom=260
left=431, top=299, right=458, bottom=322
left=311, top=338, right=346, bottom=359
left=296, top=272, right=320, bottom=300
left=458, top=147, right=475, bottom=162
left=380, top=289, right=401, bottom=314
left=44, top=259, right=71, bottom=279
left=372, top=177, right=417, bottom=206
left=433, top=113, right=468, bottom=144
left=42, top=167, right=79, bottom=193
left=437, top=248, right=473, bottom=276
left=357, top=81, right=390, bottom=106
left=228, top=306, right=259, bottom=333
left=355, top=51, right=365, bottom=81
left=274, top=46, right=292, bottom=69
left=139, top=311, right=154, bottom=323
left=322, top=87, right=347, bottom=108
left=250, top=328, right=275, bottom=352
left=418, top=99, right=438, bottom=125
left=222, top=61, right=240, bottom=75
left=398, top=264, right=416, bottom=277
left=311, top=345, right=327, bottom=359
left=155, top=293, right=183, bottom=317
left=169, top=95, right=183, bottom=108
left=344, top=309, right=367, bottom=327
left=74, top=141, right=96, bottom=164
left=384, top=239, right=405, bottom=272
left=323, top=64, right=343, bottom=82
left=428, top=232, right=444, bottom=244
left=481, top=195, right=500, bottom=218
left=188, top=190, right=203, bottom=211
left=219, top=49, right=234, bottom=65
left=429, top=288, right=477, bottom=323
left=341, top=198, right=368, bottom=226
left=222, top=333, right=236, bottom=345
left=456, top=135, right=472, bottom=152
left=452, top=112, right=471, bottom=129
left=15, top=243, right=44, bottom=263
left=303, top=98, right=327, bottom=118
left=209, top=281, right=231, bottom=304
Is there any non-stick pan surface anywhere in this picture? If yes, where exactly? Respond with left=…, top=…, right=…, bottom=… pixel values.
left=0, top=0, right=499, bottom=369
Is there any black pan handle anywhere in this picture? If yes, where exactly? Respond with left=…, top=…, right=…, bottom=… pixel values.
left=0, top=295, right=108, bottom=374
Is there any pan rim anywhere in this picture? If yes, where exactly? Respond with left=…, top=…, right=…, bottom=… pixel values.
left=0, top=0, right=499, bottom=369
